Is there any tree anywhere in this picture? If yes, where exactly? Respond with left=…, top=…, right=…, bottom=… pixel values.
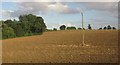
left=66, top=26, right=76, bottom=30
left=34, top=22, right=43, bottom=33
left=99, top=27, right=102, bottom=30
left=88, top=24, right=92, bottom=30
left=53, top=28, right=57, bottom=31
left=112, top=27, right=116, bottom=30
left=78, top=27, right=82, bottom=30
left=2, top=26, right=16, bottom=39
left=1, top=14, right=47, bottom=39
left=103, top=26, right=107, bottom=30
left=20, top=22, right=31, bottom=34
left=36, top=17, right=46, bottom=32
left=19, top=14, right=46, bottom=34
left=60, top=25, right=66, bottom=30
left=4, top=20, right=13, bottom=25
left=14, top=23, right=25, bottom=37
left=107, top=25, right=111, bottom=30
left=4, top=19, right=17, bottom=28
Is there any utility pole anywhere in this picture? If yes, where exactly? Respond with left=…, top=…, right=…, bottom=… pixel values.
left=81, top=12, right=85, bottom=46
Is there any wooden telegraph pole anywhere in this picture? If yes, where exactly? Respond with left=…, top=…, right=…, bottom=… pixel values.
left=81, top=12, right=85, bottom=46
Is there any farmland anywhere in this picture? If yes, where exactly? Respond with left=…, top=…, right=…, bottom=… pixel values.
left=2, top=30, right=118, bottom=63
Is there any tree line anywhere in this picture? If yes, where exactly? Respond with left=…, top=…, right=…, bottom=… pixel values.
left=1, top=14, right=46, bottom=39
left=0, top=14, right=117, bottom=39
left=55, top=24, right=116, bottom=31
left=58, top=24, right=91, bottom=30
left=99, top=25, right=116, bottom=30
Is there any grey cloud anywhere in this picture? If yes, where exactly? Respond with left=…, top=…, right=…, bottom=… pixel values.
left=81, top=2, right=118, bottom=17
left=10, top=2, right=49, bottom=17
left=2, top=2, right=118, bottom=19
left=2, top=0, right=120, bottom=2
left=7, top=2, right=81, bottom=18
left=59, top=8, right=80, bottom=14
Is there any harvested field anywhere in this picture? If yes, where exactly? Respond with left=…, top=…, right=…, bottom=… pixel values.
left=2, top=30, right=118, bottom=63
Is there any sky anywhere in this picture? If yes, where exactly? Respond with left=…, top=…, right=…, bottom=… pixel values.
left=0, top=0, right=119, bottom=29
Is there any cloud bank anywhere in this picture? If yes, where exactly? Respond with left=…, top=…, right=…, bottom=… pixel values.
left=2, top=0, right=120, bottom=2
left=2, top=2, right=118, bottom=19
left=2, top=2, right=81, bottom=18
left=82, top=2, right=118, bottom=17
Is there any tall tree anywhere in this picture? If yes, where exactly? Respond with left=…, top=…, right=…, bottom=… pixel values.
left=19, top=14, right=46, bottom=34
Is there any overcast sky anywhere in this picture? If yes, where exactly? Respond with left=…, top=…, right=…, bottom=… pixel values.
left=0, top=0, right=119, bottom=29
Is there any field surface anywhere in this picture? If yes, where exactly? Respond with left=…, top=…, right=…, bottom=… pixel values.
left=2, top=30, right=118, bottom=63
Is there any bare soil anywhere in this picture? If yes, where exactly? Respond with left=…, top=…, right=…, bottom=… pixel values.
left=2, top=30, right=118, bottom=63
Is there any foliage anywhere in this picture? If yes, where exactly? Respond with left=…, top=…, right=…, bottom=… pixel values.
left=112, top=27, right=116, bottom=30
left=99, top=27, right=102, bottom=30
left=2, top=26, right=16, bottom=39
left=103, top=26, right=107, bottom=30
left=107, top=25, right=111, bottom=30
left=78, top=27, right=82, bottom=30
left=67, top=26, right=76, bottom=30
left=14, top=23, right=25, bottom=37
left=99, top=25, right=117, bottom=30
left=60, top=25, right=66, bottom=30
left=2, top=14, right=46, bottom=39
left=88, top=24, right=92, bottom=30
left=19, top=14, right=46, bottom=34
left=53, top=28, right=57, bottom=31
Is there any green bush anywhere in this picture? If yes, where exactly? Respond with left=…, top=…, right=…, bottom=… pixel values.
left=78, top=28, right=82, bottom=30
left=2, top=27, right=16, bottom=39
left=67, top=26, right=76, bottom=30
left=24, top=32, right=33, bottom=36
